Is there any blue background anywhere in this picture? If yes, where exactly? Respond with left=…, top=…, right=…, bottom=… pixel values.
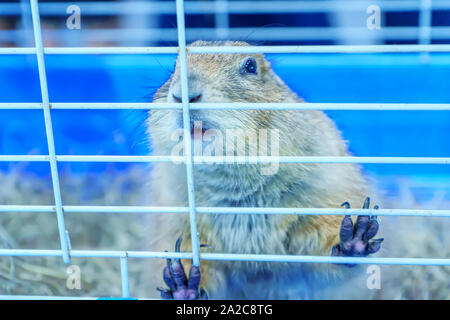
left=0, top=53, right=449, bottom=199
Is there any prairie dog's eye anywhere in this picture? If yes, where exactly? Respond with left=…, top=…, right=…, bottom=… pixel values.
left=240, top=58, right=257, bottom=75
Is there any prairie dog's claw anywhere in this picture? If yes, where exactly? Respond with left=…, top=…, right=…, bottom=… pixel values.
left=332, top=197, right=383, bottom=267
left=158, top=237, right=207, bottom=300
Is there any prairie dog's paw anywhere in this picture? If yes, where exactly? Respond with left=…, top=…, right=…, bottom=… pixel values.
left=331, top=197, right=384, bottom=267
left=157, top=237, right=208, bottom=300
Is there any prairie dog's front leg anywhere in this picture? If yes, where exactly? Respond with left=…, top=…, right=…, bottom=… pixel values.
left=157, top=238, right=209, bottom=300
left=331, top=197, right=384, bottom=266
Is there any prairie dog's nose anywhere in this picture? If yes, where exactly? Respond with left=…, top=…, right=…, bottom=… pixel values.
left=172, top=93, right=203, bottom=103
left=171, top=74, right=203, bottom=103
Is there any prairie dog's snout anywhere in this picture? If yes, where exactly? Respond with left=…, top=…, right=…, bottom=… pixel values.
left=170, top=74, right=203, bottom=104
left=165, top=40, right=289, bottom=136
left=169, top=73, right=207, bottom=133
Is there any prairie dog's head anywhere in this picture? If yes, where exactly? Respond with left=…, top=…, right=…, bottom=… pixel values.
left=169, top=40, right=281, bottom=106
left=147, top=41, right=352, bottom=200
left=150, top=40, right=298, bottom=156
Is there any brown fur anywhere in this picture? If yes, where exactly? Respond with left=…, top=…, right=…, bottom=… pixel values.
left=145, top=41, right=381, bottom=299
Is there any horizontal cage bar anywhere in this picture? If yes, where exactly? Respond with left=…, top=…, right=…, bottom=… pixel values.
left=0, top=205, right=449, bottom=218
left=2, top=102, right=450, bottom=111
left=2, top=44, right=450, bottom=55
left=0, top=155, right=448, bottom=164
left=0, top=249, right=448, bottom=266
left=4, top=27, right=450, bottom=43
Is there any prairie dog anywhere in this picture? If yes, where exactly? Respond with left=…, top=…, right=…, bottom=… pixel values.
left=146, top=41, right=383, bottom=299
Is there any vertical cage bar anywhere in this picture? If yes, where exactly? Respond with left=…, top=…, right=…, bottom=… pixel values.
left=30, top=0, right=71, bottom=264
left=175, top=0, right=201, bottom=267
left=120, top=254, right=131, bottom=298
left=20, top=0, right=33, bottom=47
left=419, top=0, right=432, bottom=62
left=214, top=0, right=229, bottom=40
left=419, top=0, right=432, bottom=44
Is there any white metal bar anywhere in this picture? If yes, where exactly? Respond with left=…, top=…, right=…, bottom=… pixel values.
left=179, top=103, right=450, bottom=111
left=0, top=155, right=50, bottom=161
left=49, top=102, right=178, bottom=109
left=214, top=0, right=229, bottom=39
left=176, top=0, right=201, bottom=267
left=419, top=0, right=433, bottom=45
left=120, top=254, right=131, bottom=298
left=4, top=27, right=450, bottom=44
left=0, top=249, right=449, bottom=267
left=0, top=47, right=177, bottom=55
left=0, top=103, right=43, bottom=109
left=55, top=155, right=184, bottom=162
left=0, top=205, right=55, bottom=213
left=0, top=48, right=36, bottom=54
left=45, top=47, right=178, bottom=54
left=0, top=155, right=448, bottom=165
left=2, top=44, right=450, bottom=55
left=1, top=205, right=450, bottom=218
left=19, top=0, right=33, bottom=47
left=201, top=253, right=450, bottom=266
left=187, top=44, right=450, bottom=54
left=419, top=0, right=433, bottom=62
left=1, top=102, right=450, bottom=111
left=191, top=156, right=450, bottom=164
left=30, top=0, right=71, bottom=264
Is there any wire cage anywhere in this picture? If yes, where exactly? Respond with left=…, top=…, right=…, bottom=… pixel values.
left=0, top=0, right=449, bottom=299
